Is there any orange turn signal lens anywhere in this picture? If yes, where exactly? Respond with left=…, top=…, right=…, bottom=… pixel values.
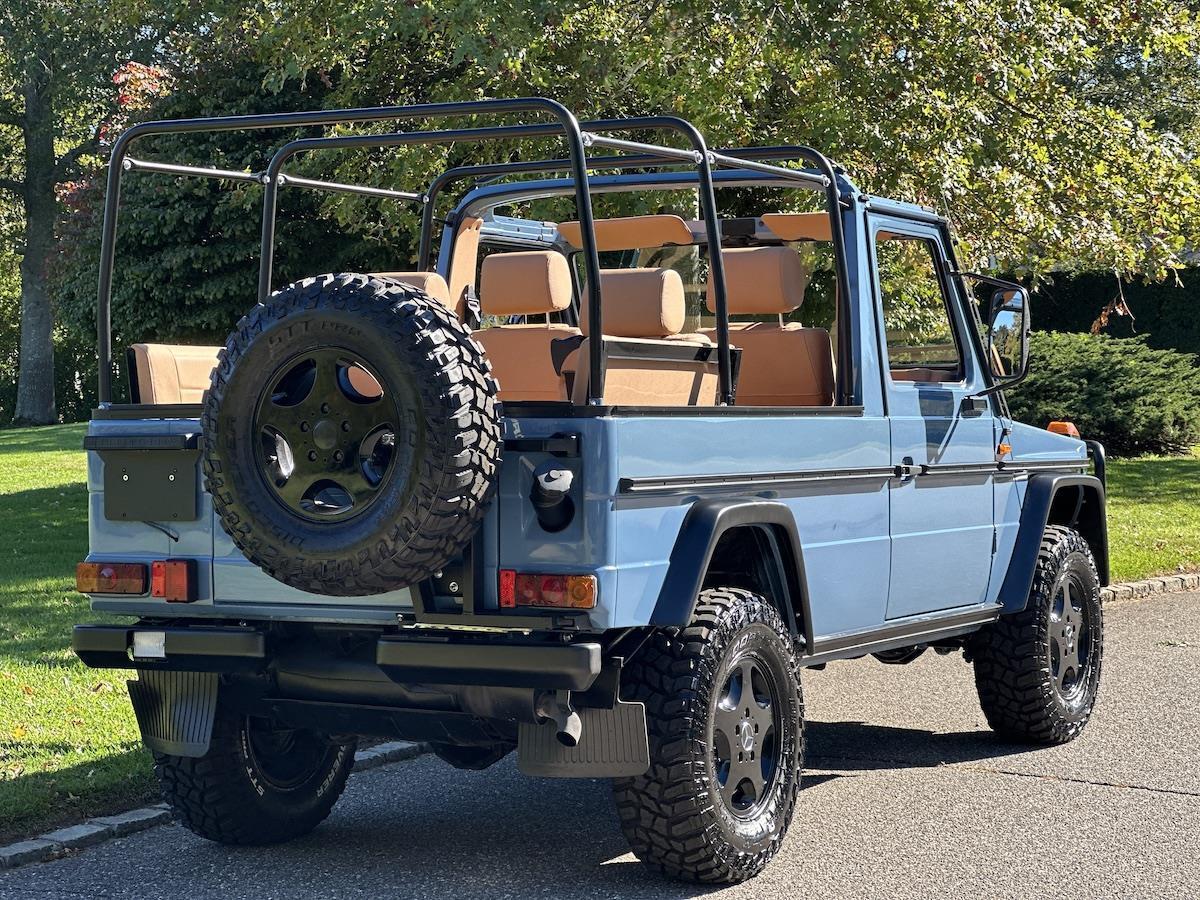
left=499, top=571, right=597, bottom=610
left=76, top=562, right=147, bottom=595
left=1048, top=421, right=1081, bottom=438
left=151, top=559, right=197, bottom=603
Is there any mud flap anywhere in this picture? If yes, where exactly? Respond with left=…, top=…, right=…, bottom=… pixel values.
left=517, top=700, right=649, bottom=778
left=127, top=670, right=218, bottom=758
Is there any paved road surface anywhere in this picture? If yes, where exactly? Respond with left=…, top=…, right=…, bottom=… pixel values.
left=3, top=592, right=1197, bottom=899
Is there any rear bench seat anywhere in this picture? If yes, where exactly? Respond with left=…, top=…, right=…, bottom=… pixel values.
left=562, top=267, right=721, bottom=406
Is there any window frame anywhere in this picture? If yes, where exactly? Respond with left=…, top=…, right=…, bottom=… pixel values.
left=868, top=220, right=968, bottom=387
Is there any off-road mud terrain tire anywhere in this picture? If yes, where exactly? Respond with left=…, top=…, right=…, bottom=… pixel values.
left=973, top=525, right=1103, bottom=744
left=613, top=588, right=804, bottom=884
left=202, top=273, right=500, bottom=596
left=154, top=701, right=356, bottom=845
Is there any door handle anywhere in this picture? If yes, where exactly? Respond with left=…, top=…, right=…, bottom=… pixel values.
left=894, top=456, right=917, bottom=479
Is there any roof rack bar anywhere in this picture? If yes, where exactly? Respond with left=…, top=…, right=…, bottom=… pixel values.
left=580, top=132, right=703, bottom=163
left=122, top=156, right=265, bottom=184
left=96, top=97, right=610, bottom=403
left=276, top=173, right=424, bottom=203
left=708, top=151, right=829, bottom=188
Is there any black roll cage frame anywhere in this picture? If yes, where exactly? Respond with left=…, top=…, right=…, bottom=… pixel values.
left=95, top=97, right=851, bottom=407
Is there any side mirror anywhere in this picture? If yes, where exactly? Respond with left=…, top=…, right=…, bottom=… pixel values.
left=984, top=287, right=1030, bottom=385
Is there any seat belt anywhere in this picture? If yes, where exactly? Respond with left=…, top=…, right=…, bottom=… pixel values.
left=463, top=285, right=483, bottom=330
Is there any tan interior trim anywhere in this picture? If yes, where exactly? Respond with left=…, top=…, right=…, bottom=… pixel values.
left=447, top=215, right=484, bottom=320
left=558, top=215, right=693, bottom=252
left=129, top=343, right=221, bottom=404
left=761, top=212, right=832, bottom=242
left=479, top=251, right=573, bottom=317
left=372, top=272, right=452, bottom=308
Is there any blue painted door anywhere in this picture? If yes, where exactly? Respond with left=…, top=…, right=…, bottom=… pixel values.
left=869, top=216, right=997, bottom=618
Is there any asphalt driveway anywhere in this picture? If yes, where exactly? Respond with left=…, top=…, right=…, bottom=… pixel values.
left=3, top=591, right=1196, bottom=899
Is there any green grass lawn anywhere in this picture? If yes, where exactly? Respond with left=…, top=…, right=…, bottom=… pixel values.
left=0, top=424, right=1197, bottom=842
left=0, top=424, right=154, bottom=843
left=1106, top=447, right=1200, bottom=583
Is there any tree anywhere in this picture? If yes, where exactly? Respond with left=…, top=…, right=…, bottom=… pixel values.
left=0, top=1, right=194, bottom=423
left=227, top=0, right=1200, bottom=281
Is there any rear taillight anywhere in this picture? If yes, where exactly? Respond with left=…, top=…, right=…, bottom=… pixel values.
left=151, top=559, right=197, bottom=603
left=499, top=570, right=596, bottom=610
left=76, top=562, right=147, bottom=595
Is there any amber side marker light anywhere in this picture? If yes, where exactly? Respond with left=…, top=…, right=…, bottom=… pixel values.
left=499, top=570, right=596, bottom=610
left=1048, top=420, right=1081, bottom=438
left=76, top=562, right=147, bottom=595
left=151, top=559, right=197, bottom=603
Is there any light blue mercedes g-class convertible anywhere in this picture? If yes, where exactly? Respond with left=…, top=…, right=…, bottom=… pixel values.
left=73, top=98, right=1107, bottom=883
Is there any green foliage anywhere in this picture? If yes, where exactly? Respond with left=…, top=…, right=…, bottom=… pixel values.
left=219, top=0, right=1200, bottom=280
left=1009, top=331, right=1200, bottom=456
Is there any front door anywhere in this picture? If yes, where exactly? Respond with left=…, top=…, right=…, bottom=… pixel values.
left=869, top=216, right=996, bottom=619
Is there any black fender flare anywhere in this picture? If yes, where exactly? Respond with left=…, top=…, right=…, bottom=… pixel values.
left=997, top=472, right=1109, bottom=613
left=649, top=499, right=812, bottom=645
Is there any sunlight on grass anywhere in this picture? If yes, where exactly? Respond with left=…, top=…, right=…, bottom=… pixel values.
left=1106, top=448, right=1200, bottom=582
left=0, top=423, right=154, bottom=842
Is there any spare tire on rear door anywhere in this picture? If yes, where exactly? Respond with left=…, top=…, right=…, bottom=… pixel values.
left=202, top=273, right=501, bottom=597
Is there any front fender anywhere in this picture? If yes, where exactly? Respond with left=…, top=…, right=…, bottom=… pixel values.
left=997, top=473, right=1109, bottom=613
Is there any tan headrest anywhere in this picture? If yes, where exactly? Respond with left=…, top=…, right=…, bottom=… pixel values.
left=558, top=215, right=693, bottom=252
left=761, top=212, right=832, bottom=242
left=372, top=272, right=452, bottom=308
left=479, top=251, right=573, bottom=317
left=582, top=268, right=685, bottom=337
left=705, top=246, right=805, bottom=316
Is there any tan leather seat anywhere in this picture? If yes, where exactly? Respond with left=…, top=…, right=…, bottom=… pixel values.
left=565, top=268, right=719, bottom=406
left=128, top=343, right=221, bottom=404
left=471, top=251, right=579, bottom=402
left=700, top=246, right=834, bottom=407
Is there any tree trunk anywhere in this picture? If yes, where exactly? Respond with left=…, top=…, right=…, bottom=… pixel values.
left=13, top=63, right=57, bottom=426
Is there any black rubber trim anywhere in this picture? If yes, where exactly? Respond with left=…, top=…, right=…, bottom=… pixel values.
left=72, top=625, right=266, bottom=671
left=803, top=605, right=1002, bottom=666
left=503, top=434, right=580, bottom=457
left=997, top=473, right=1109, bottom=612
left=92, top=404, right=204, bottom=420
left=376, top=639, right=601, bottom=690
left=83, top=433, right=199, bottom=451
left=620, top=465, right=897, bottom=496
left=650, top=499, right=812, bottom=643
left=500, top=401, right=866, bottom=418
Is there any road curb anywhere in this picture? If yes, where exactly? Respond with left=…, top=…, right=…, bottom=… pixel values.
left=1101, top=572, right=1200, bottom=603
left=0, top=740, right=428, bottom=873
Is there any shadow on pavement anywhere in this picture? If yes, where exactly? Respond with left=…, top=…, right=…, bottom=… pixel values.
left=806, top=718, right=1038, bottom=772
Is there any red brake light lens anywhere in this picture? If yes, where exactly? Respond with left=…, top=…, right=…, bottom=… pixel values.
left=151, top=559, right=196, bottom=603
left=76, top=562, right=147, bottom=595
left=499, top=569, right=517, bottom=608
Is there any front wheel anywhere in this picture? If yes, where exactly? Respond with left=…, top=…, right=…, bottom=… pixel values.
left=973, top=525, right=1104, bottom=744
left=154, top=700, right=356, bottom=845
left=613, top=588, right=804, bottom=883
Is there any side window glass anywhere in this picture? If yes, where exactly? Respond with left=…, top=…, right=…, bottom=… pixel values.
left=875, top=234, right=961, bottom=380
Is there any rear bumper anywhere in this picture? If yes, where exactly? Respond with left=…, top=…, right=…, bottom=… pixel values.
left=72, top=624, right=602, bottom=691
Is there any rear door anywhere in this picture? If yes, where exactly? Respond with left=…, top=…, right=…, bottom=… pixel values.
left=869, top=216, right=997, bottom=618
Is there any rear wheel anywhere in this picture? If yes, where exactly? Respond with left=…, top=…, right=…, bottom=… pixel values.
left=973, top=525, right=1103, bottom=744
left=154, top=700, right=355, bottom=845
left=613, top=588, right=803, bottom=883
